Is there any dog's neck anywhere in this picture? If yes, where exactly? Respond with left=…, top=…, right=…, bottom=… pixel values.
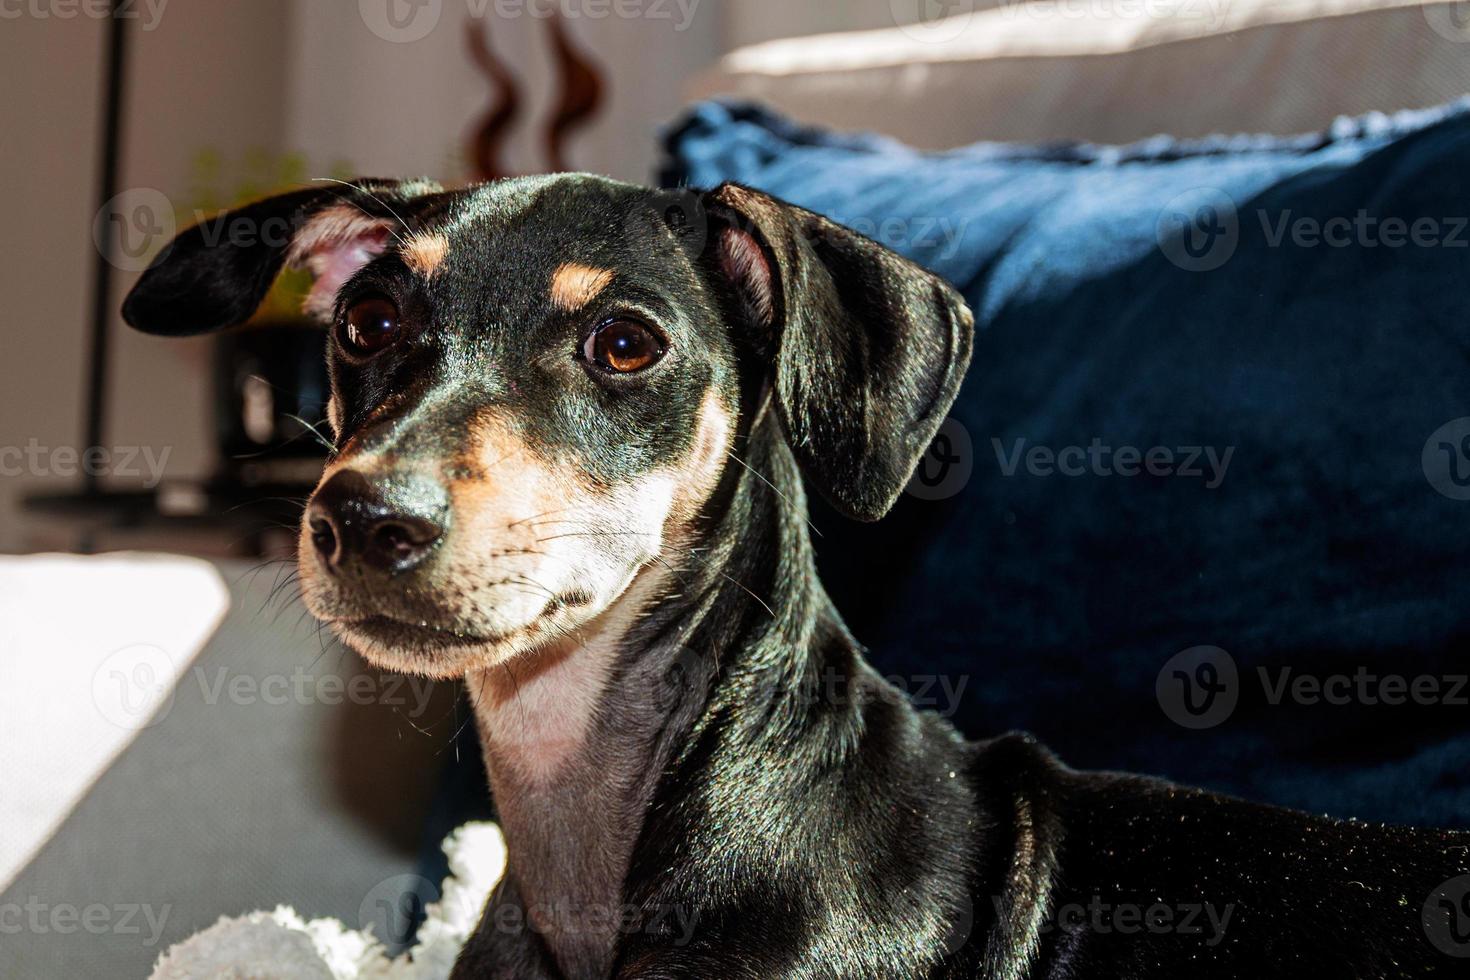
left=464, top=567, right=674, bottom=976
left=465, top=413, right=836, bottom=976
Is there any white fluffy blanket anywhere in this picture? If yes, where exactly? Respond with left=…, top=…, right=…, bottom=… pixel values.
left=149, top=823, right=505, bottom=980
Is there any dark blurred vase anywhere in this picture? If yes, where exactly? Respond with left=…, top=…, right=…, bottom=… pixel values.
left=212, top=320, right=331, bottom=489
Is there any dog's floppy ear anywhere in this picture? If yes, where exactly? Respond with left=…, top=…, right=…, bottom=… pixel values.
left=121, top=178, right=441, bottom=336
left=704, top=183, right=974, bottom=522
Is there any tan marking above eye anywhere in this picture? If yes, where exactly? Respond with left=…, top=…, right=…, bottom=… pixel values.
left=402, top=232, right=449, bottom=277
left=550, top=262, right=615, bottom=311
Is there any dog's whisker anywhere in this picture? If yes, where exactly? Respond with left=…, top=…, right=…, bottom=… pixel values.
left=272, top=584, right=310, bottom=627
left=253, top=564, right=293, bottom=616
left=310, top=177, right=415, bottom=241
left=262, top=568, right=303, bottom=612
left=725, top=448, right=822, bottom=538
left=438, top=673, right=487, bottom=759
left=224, top=496, right=310, bottom=517
left=283, top=414, right=338, bottom=455
left=533, top=529, right=659, bottom=544
left=506, top=507, right=569, bottom=529
left=232, top=556, right=293, bottom=592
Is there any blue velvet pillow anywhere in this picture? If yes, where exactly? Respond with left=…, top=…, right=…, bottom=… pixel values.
left=662, top=100, right=1470, bottom=828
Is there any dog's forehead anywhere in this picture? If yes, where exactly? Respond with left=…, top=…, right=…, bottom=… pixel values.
left=422, top=174, right=682, bottom=291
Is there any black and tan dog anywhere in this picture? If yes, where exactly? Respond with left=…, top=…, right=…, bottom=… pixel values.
left=125, top=176, right=1469, bottom=979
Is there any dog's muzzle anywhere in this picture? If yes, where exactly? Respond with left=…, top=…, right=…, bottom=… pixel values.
left=306, top=469, right=449, bottom=575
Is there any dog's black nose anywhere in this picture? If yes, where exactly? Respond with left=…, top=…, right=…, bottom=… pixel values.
left=307, top=470, right=448, bottom=573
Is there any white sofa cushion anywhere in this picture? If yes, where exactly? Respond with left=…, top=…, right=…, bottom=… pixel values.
left=694, top=0, right=1470, bottom=146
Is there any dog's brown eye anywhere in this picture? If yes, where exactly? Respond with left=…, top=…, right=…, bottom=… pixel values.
left=584, top=318, right=665, bottom=374
left=340, top=295, right=399, bottom=358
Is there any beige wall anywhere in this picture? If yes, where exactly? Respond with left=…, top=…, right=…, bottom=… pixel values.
left=283, top=1, right=722, bottom=184
left=1, top=12, right=105, bottom=552
left=0, top=3, right=292, bottom=551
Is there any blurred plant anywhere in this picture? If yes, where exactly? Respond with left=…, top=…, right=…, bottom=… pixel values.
left=179, top=148, right=355, bottom=323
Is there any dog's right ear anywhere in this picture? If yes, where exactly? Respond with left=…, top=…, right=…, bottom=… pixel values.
left=121, top=178, right=441, bottom=336
left=701, top=184, right=973, bottom=523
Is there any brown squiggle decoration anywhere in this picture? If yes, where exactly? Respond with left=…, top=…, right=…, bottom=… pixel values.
left=466, top=17, right=520, bottom=181
left=544, top=12, right=604, bottom=173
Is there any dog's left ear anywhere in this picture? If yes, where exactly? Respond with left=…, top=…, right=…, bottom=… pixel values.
left=704, top=183, right=974, bottom=522
left=121, top=178, right=441, bottom=336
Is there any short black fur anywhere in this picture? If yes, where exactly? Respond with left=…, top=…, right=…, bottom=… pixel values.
left=123, top=175, right=1470, bottom=980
